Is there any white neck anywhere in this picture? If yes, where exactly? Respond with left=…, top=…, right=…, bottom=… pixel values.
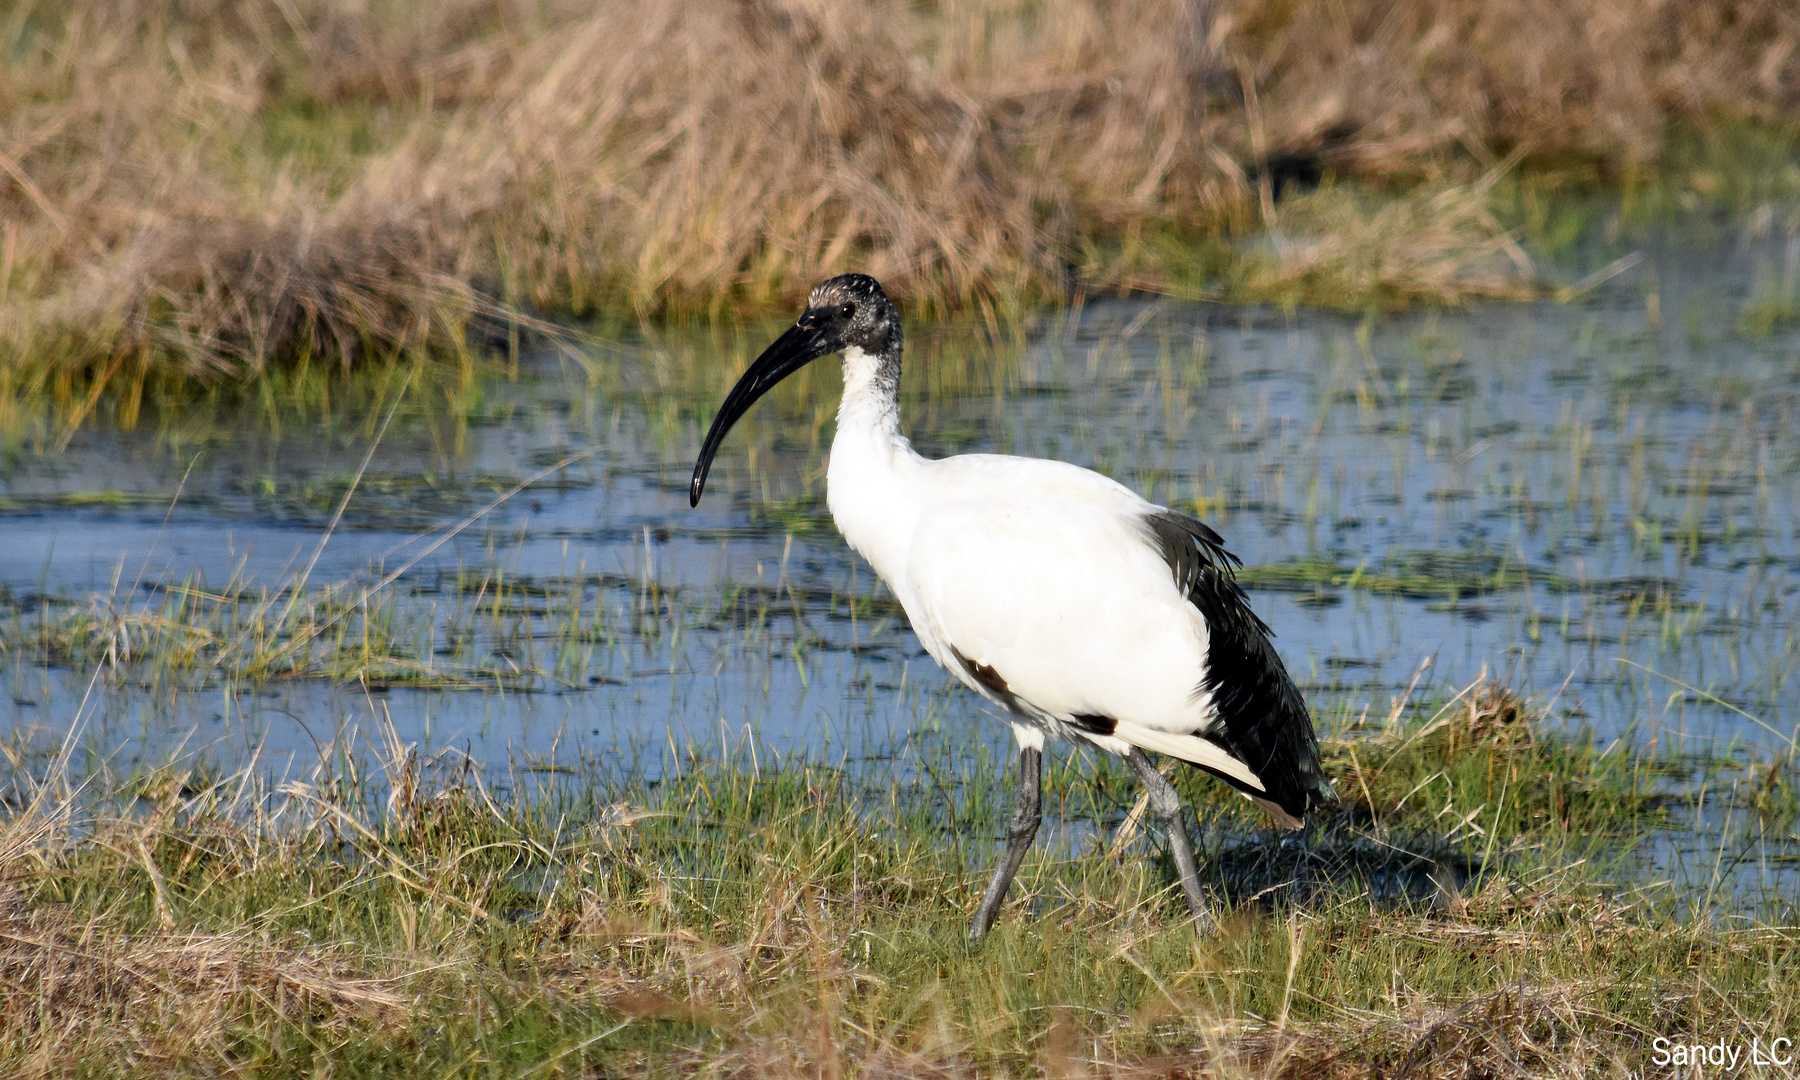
left=836, top=345, right=900, bottom=438
left=826, top=345, right=922, bottom=584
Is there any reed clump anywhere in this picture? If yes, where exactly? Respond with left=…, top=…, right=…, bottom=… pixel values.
left=3, top=0, right=1798, bottom=382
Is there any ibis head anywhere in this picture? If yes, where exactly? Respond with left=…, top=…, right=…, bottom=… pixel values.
left=690, top=274, right=901, bottom=507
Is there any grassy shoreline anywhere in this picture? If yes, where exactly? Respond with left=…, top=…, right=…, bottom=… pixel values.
left=3, top=0, right=1799, bottom=388
left=2, top=678, right=1795, bottom=1077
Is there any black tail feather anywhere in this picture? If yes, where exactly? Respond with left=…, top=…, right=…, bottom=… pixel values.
left=1142, top=510, right=1337, bottom=822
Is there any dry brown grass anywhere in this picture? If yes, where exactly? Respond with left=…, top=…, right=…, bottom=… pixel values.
left=1236, top=0, right=1800, bottom=170
left=529, top=872, right=1660, bottom=1080
left=0, top=891, right=410, bottom=1079
left=2, top=1, right=1798, bottom=371
left=0, top=814, right=413, bottom=1079
left=0, top=709, right=1792, bottom=1079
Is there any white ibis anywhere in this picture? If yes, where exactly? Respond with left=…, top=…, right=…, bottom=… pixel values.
left=690, top=275, right=1334, bottom=940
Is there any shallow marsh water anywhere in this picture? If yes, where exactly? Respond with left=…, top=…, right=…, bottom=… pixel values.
left=2, top=238, right=1799, bottom=910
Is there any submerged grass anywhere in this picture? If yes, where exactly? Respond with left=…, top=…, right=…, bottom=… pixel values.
left=4, top=0, right=1800, bottom=387
left=0, top=675, right=1794, bottom=1077
left=0, top=539, right=1709, bottom=696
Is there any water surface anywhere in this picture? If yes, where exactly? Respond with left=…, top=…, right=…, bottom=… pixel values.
left=3, top=240, right=1798, bottom=813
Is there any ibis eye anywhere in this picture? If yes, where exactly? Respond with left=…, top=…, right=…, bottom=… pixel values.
left=841, top=302, right=857, bottom=319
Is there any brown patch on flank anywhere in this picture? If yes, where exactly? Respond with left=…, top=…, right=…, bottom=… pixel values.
left=952, top=648, right=1011, bottom=698
left=1070, top=713, right=1118, bottom=736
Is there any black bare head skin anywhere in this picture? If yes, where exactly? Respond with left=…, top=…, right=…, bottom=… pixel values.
left=801, top=274, right=901, bottom=362
left=689, top=274, right=901, bottom=507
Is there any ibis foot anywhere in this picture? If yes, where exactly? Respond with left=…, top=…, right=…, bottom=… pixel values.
left=1124, top=747, right=1217, bottom=934
left=968, top=746, right=1042, bottom=943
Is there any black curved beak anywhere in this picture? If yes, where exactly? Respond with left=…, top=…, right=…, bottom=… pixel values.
left=689, top=321, right=834, bottom=507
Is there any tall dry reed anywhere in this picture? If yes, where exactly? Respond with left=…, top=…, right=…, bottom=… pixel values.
left=1, top=0, right=1795, bottom=378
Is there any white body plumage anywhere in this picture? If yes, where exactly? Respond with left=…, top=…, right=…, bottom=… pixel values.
left=826, top=346, right=1276, bottom=812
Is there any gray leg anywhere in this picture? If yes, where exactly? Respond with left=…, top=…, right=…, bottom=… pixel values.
left=968, top=746, right=1042, bottom=943
left=1123, top=747, right=1215, bottom=932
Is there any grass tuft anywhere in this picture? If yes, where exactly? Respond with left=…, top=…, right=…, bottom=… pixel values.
left=0, top=672, right=1793, bottom=1076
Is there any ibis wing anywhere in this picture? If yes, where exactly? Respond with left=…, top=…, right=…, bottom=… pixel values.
left=902, top=492, right=1225, bottom=744
left=1139, top=510, right=1336, bottom=822
left=896, top=463, right=1332, bottom=824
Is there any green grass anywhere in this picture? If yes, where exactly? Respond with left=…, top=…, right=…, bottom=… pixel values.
left=2, top=680, right=1794, bottom=1078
